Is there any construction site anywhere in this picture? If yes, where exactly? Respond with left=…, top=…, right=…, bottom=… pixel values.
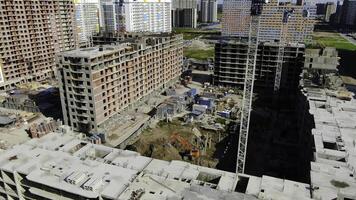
left=97, top=0, right=325, bottom=184
left=0, top=82, right=62, bottom=150
left=107, top=73, right=242, bottom=168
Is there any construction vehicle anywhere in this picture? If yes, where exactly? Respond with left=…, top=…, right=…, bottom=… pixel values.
left=170, top=133, right=200, bottom=159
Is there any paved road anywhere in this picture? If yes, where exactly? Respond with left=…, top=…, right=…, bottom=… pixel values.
left=339, top=33, right=356, bottom=46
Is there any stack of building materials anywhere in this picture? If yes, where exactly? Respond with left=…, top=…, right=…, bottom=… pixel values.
left=28, top=118, right=60, bottom=138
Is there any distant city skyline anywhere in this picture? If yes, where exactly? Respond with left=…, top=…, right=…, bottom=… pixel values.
left=217, top=0, right=342, bottom=4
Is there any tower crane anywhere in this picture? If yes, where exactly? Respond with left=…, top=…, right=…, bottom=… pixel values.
left=236, top=0, right=266, bottom=174
left=273, top=9, right=295, bottom=92
left=237, top=3, right=295, bottom=174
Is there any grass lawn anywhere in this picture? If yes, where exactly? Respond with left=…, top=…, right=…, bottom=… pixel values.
left=173, top=28, right=220, bottom=40
left=184, top=48, right=214, bottom=60
left=313, top=31, right=356, bottom=51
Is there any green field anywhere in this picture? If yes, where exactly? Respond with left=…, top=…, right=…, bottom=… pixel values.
left=184, top=48, right=214, bottom=60
left=173, top=28, right=220, bottom=40
left=313, top=32, right=356, bottom=51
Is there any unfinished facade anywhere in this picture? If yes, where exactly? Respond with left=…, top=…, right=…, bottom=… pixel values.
left=222, top=0, right=316, bottom=43
left=213, top=38, right=305, bottom=90
left=304, top=47, right=339, bottom=71
left=0, top=0, right=77, bottom=89
left=57, top=34, right=183, bottom=133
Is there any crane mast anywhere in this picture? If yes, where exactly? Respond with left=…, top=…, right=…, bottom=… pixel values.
left=274, top=9, right=294, bottom=92
left=237, top=2, right=295, bottom=174
left=236, top=0, right=264, bottom=174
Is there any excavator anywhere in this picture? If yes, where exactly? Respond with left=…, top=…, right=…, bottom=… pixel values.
left=170, top=133, right=200, bottom=160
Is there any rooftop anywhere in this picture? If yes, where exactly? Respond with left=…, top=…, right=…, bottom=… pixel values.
left=303, top=87, right=356, bottom=200
left=0, top=128, right=316, bottom=199
left=60, top=44, right=131, bottom=59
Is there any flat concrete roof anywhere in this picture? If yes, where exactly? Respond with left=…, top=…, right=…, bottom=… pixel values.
left=303, top=86, right=356, bottom=200
left=0, top=129, right=315, bottom=199
left=60, top=44, right=130, bottom=59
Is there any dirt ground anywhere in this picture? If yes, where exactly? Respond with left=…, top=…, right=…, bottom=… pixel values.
left=130, top=118, right=226, bottom=168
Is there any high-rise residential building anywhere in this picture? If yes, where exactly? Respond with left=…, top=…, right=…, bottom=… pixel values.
left=341, top=0, right=356, bottom=30
left=57, top=34, right=183, bottom=133
left=330, top=0, right=343, bottom=26
left=74, top=0, right=100, bottom=47
left=214, top=38, right=305, bottom=91
left=100, top=0, right=172, bottom=33
left=0, top=0, right=77, bottom=90
left=172, top=0, right=198, bottom=28
left=324, top=2, right=337, bottom=22
left=200, top=0, right=217, bottom=23
left=221, top=0, right=316, bottom=43
left=317, top=2, right=337, bottom=22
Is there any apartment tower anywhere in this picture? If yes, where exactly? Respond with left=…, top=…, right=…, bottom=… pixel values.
left=74, top=0, right=100, bottom=47
left=57, top=34, right=183, bottom=133
left=214, top=38, right=305, bottom=91
left=200, top=0, right=217, bottom=23
left=0, top=0, right=77, bottom=89
left=172, top=0, right=198, bottom=28
left=222, top=0, right=316, bottom=43
left=100, top=0, right=172, bottom=33
left=341, top=0, right=356, bottom=30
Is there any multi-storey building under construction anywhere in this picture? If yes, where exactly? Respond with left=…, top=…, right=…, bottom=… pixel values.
left=57, top=33, right=183, bottom=133
left=221, top=0, right=316, bottom=43
left=0, top=0, right=77, bottom=90
left=213, top=38, right=305, bottom=91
